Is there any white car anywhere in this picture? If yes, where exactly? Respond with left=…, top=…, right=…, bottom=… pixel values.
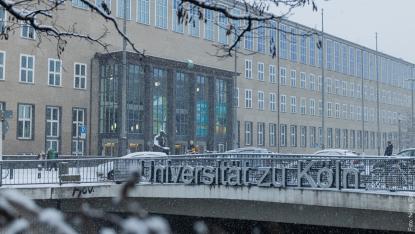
left=96, top=152, right=167, bottom=180
left=397, top=148, right=415, bottom=157
left=226, top=147, right=272, bottom=154
left=313, top=149, right=359, bottom=157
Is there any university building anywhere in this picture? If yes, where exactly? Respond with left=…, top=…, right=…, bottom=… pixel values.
left=0, top=0, right=413, bottom=156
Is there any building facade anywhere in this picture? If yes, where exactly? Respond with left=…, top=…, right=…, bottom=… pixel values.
left=0, top=0, right=413, bottom=156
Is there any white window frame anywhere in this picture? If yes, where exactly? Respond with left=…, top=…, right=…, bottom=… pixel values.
left=309, top=99, right=315, bottom=116
left=279, top=67, right=287, bottom=85
left=300, top=72, right=306, bottom=89
left=290, top=69, right=297, bottom=87
left=116, top=0, right=132, bottom=20
left=74, top=63, right=87, bottom=89
left=17, top=104, right=33, bottom=139
left=280, top=95, right=286, bottom=113
left=290, top=96, right=296, bottom=113
left=20, top=23, right=36, bottom=40
left=257, top=62, right=264, bottom=81
left=244, top=121, right=252, bottom=146
left=19, top=54, right=35, bottom=83
left=269, top=65, right=276, bottom=83
left=72, top=108, right=86, bottom=155
left=137, top=0, right=150, bottom=25
left=300, top=97, right=306, bottom=115
left=0, top=50, right=5, bottom=80
left=244, top=89, right=252, bottom=109
left=269, top=93, right=276, bottom=112
left=257, top=91, right=264, bottom=110
left=48, top=58, right=62, bottom=86
left=245, top=59, right=252, bottom=79
left=155, top=0, right=168, bottom=29
left=46, top=106, right=60, bottom=138
left=257, top=122, right=265, bottom=146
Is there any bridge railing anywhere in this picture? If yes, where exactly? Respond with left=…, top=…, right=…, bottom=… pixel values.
left=0, top=154, right=414, bottom=192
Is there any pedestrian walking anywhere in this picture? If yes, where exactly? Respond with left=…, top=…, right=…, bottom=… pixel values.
left=384, top=141, right=393, bottom=156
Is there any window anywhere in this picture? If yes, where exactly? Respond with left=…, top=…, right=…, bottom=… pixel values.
left=280, top=124, right=287, bottom=147
left=72, top=0, right=89, bottom=9
left=280, top=67, right=286, bottom=85
left=20, top=24, right=35, bottom=39
left=20, top=54, right=34, bottom=83
left=349, top=82, right=355, bottom=97
left=334, top=42, right=341, bottom=72
left=234, top=88, right=239, bottom=107
left=245, top=59, right=252, bottom=79
left=96, top=0, right=112, bottom=13
left=244, top=22, right=253, bottom=50
left=300, top=72, right=306, bottom=89
left=48, top=59, right=62, bottom=86
left=218, top=13, right=228, bottom=44
left=290, top=70, right=296, bottom=87
left=300, top=98, right=306, bottom=115
left=116, top=0, right=131, bottom=19
left=74, top=63, right=86, bottom=89
left=0, top=7, right=6, bottom=33
left=349, top=105, right=355, bottom=120
left=309, top=99, right=315, bottom=116
left=318, top=100, right=323, bottom=117
left=349, top=47, right=355, bottom=76
left=327, top=102, right=333, bottom=118
left=342, top=104, right=348, bottom=120
left=245, top=89, right=252, bottom=108
left=317, top=76, right=323, bottom=92
left=290, top=96, right=296, bottom=113
left=257, top=122, right=265, bottom=146
left=245, top=121, right=252, bottom=146
left=257, top=22, right=265, bottom=53
left=46, top=106, right=60, bottom=152
left=204, top=9, right=214, bottom=40
left=269, top=65, right=276, bottom=83
left=172, top=0, right=182, bottom=32
left=335, top=103, right=340, bottom=119
left=334, top=79, right=340, bottom=95
left=309, top=35, right=315, bottom=66
left=290, top=27, right=297, bottom=61
left=257, top=91, right=264, bottom=110
left=327, top=128, right=333, bottom=148
left=300, top=126, right=307, bottom=148
left=196, top=75, right=208, bottom=137
left=280, top=95, right=286, bottom=113
left=342, top=129, right=348, bottom=148
left=335, top=128, right=341, bottom=148
left=326, top=78, right=332, bottom=93
left=350, top=130, right=356, bottom=149
left=152, top=68, right=168, bottom=134
left=342, top=45, right=348, bottom=74
left=341, top=81, right=347, bottom=96
left=188, top=4, right=199, bottom=37
left=279, top=24, right=288, bottom=59
left=155, top=0, right=167, bottom=29
left=257, top=63, right=264, bottom=81
left=326, top=39, right=333, bottom=70
left=309, top=74, right=315, bottom=91
left=290, top=125, right=297, bottom=147
left=0, top=51, right=4, bottom=80
left=269, top=123, right=276, bottom=146
left=269, top=21, right=277, bottom=56
left=17, top=104, right=33, bottom=139
left=300, top=31, right=307, bottom=64
left=176, top=72, right=190, bottom=136
left=269, top=93, right=276, bottom=112
left=309, top=126, right=316, bottom=148
left=72, top=108, right=86, bottom=155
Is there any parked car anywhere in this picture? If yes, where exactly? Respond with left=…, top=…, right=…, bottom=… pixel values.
left=313, top=149, right=360, bottom=157
left=96, top=151, right=167, bottom=180
left=396, top=148, right=415, bottom=157
left=226, top=147, right=272, bottom=154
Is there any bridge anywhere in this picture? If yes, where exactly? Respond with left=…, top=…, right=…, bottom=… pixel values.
left=0, top=154, right=414, bottom=232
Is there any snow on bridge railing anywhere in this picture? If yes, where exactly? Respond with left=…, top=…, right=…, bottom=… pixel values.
left=0, top=154, right=413, bottom=192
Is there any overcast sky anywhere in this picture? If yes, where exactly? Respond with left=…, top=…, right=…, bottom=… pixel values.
left=286, top=0, right=415, bottom=64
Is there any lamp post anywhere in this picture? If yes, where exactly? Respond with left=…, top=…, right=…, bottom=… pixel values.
left=118, top=0, right=128, bottom=156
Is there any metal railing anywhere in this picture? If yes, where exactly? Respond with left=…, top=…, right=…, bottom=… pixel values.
left=0, top=154, right=414, bottom=192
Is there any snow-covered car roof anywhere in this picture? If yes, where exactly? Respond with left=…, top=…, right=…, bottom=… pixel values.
left=121, top=152, right=167, bottom=158
left=225, top=147, right=272, bottom=153
left=397, top=148, right=415, bottom=156
left=313, top=149, right=359, bottom=156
